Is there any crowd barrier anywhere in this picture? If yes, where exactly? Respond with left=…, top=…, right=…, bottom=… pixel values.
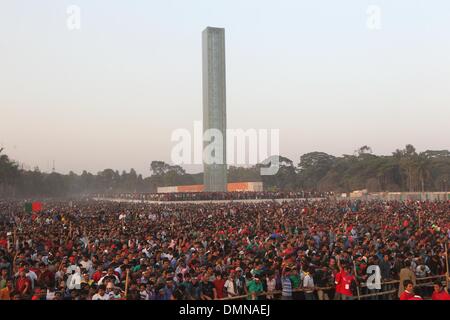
left=219, top=275, right=449, bottom=301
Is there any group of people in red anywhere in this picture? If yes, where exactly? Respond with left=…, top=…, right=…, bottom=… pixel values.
left=1, top=198, right=450, bottom=301
left=399, top=280, right=450, bottom=300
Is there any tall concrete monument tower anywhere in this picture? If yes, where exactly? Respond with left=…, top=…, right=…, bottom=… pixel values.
left=202, top=27, right=227, bottom=192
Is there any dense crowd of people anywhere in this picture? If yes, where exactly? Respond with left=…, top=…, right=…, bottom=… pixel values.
left=0, top=198, right=449, bottom=300
left=95, top=191, right=332, bottom=202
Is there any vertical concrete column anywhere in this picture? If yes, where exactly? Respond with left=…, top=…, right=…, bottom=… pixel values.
left=202, top=27, right=227, bottom=192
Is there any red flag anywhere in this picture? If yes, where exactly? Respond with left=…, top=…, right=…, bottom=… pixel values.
left=32, top=202, right=42, bottom=212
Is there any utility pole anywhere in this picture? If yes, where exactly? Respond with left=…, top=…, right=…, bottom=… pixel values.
left=445, top=241, right=449, bottom=291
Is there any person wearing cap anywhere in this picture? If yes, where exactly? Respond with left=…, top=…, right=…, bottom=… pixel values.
left=233, top=268, right=246, bottom=296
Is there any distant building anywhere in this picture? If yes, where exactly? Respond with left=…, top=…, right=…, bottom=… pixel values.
left=157, top=182, right=263, bottom=193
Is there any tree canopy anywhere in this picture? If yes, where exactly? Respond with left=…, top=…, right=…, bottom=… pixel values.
left=0, top=145, right=449, bottom=197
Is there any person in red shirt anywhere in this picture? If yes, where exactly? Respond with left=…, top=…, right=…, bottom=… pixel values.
left=15, top=268, right=31, bottom=298
left=431, top=281, right=450, bottom=300
left=0, top=238, right=7, bottom=249
left=212, top=272, right=225, bottom=300
left=92, top=265, right=104, bottom=283
left=31, top=288, right=44, bottom=300
left=37, top=263, right=55, bottom=289
left=335, top=265, right=355, bottom=300
left=400, top=280, right=423, bottom=300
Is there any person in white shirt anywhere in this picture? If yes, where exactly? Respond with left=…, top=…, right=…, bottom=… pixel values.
left=303, top=268, right=316, bottom=300
left=67, top=264, right=81, bottom=275
left=67, top=271, right=82, bottom=290
left=265, top=274, right=276, bottom=299
left=224, top=272, right=237, bottom=298
left=105, top=282, right=116, bottom=299
left=415, top=264, right=431, bottom=278
left=26, top=269, right=38, bottom=290
left=46, top=288, right=55, bottom=301
left=114, top=265, right=123, bottom=278
left=92, top=286, right=110, bottom=300
left=139, top=284, right=149, bottom=300
left=79, top=256, right=93, bottom=273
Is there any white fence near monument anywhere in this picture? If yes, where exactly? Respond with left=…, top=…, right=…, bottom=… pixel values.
left=344, top=191, right=450, bottom=201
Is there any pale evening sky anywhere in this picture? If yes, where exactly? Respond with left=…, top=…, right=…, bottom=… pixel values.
left=0, top=0, right=449, bottom=176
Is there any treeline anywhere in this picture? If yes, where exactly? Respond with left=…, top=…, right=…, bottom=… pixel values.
left=0, top=145, right=449, bottom=198
left=0, top=153, right=202, bottom=198
left=226, top=145, right=450, bottom=193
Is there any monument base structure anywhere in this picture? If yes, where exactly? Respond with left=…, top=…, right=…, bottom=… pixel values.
left=157, top=182, right=263, bottom=194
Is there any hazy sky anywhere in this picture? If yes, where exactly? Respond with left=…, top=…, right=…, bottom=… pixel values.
left=1, top=0, right=449, bottom=176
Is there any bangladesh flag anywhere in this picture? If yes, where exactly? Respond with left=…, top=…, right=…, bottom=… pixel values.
left=25, top=202, right=43, bottom=213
